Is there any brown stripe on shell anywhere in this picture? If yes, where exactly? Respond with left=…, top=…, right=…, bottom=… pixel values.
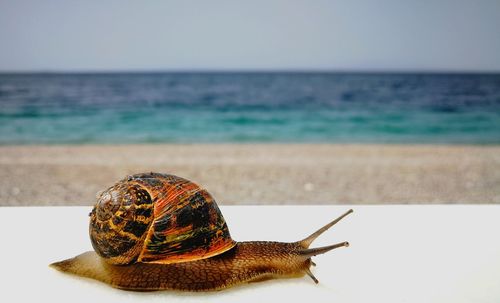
left=135, top=174, right=235, bottom=264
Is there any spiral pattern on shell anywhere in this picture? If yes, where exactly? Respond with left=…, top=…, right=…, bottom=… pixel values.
left=89, top=172, right=236, bottom=265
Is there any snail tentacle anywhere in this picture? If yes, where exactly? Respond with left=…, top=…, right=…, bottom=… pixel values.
left=298, top=209, right=353, bottom=248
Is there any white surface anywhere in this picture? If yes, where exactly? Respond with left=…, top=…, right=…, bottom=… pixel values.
left=1, top=205, right=499, bottom=303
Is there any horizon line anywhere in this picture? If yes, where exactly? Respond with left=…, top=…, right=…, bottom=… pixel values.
left=1, top=68, right=500, bottom=75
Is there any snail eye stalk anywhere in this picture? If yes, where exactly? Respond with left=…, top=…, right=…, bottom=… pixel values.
left=298, top=209, right=353, bottom=248
left=298, top=241, right=349, bottom=258
left=296, top=210, right=353, bottom=284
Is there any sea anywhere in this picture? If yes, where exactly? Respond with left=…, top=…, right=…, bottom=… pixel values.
left=0, top=72, right=499, bottom=144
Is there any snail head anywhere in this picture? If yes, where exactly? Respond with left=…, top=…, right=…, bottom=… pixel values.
left=293, top=209, right=353, bottom=283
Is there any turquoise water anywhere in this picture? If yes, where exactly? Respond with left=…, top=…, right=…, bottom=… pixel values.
left=1, top=72, right=499, bottom=144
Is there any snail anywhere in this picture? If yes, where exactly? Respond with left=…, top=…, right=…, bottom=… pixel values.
left=50, top=172, right=352, bottom=291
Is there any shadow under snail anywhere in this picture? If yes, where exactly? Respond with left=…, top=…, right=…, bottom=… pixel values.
left=50, top=172, right=352, bottom=292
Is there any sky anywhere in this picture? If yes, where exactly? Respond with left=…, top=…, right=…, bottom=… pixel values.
left=0, top=0, right=499, bottom=72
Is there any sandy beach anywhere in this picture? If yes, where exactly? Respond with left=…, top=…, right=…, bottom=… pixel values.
left=0, top=144, right=499, bottom=206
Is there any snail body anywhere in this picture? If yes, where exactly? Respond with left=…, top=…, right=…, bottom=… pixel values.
left=51, top=172, right=352, bottom=291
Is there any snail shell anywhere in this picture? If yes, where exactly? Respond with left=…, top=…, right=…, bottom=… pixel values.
left=89, top=172, right=235, bottom=265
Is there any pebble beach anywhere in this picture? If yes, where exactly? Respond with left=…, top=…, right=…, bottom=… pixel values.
left=1, top=144, right=499, bottom=206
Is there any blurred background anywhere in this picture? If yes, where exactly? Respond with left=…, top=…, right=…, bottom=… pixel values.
left=1, top=0, right=499, bottom=205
